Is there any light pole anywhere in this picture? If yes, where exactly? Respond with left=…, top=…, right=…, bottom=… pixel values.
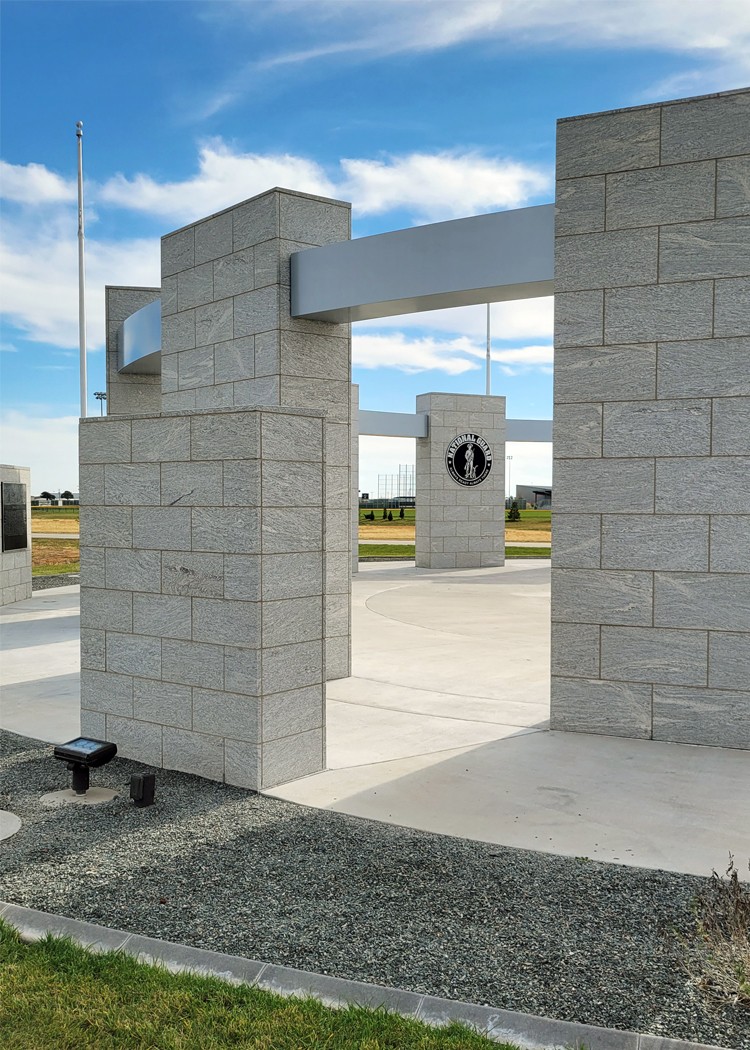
left=94, top=391, right=107, bottom=416
left=485, top=303, right=491, bottom=395
left=76, top=121, right=87, bottom=418
left=506, top=455, right=513, bottom=501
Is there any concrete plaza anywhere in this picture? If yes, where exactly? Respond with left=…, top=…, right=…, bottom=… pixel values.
left=1, top=562, right=748, bottom=878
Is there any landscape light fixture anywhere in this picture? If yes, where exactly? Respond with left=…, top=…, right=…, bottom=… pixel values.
left=53, top=738, right=117, bottom=796
left=130, top=772, right=156, bottom=808
left=94, top=391, right=107, bottom=415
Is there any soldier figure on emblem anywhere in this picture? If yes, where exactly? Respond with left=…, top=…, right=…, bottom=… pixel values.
left=464, top=443, right=477, bottom=480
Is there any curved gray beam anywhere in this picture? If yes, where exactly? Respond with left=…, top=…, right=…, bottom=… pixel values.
left=291, top=204, right=554, bottom=323
left=118, top=299, right=161, bottom=375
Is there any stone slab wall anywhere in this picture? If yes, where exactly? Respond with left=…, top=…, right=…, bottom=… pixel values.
left=1, top=465, right=31, bottom=605
left=551, top=88, right=750, bottom=749
left=159, top=189, right=352, bottom=680
left=106, top=286, right=161, bottom=416
left=351, top=384, right=359, bottom=575
left=415, top=393, right=505, bottom=569
left=79, top=406, right=327, bottom=789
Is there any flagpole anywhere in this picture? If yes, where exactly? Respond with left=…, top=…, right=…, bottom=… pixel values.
left=76, top=121, right=87, bottom=418
left=485, top=302, right=491, bottom=395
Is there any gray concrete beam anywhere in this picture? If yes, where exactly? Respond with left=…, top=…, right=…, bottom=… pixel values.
left=291, top=205, right=554, bottom=323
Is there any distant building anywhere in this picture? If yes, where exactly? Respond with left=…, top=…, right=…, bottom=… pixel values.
left=515, top=484, right=551, bottom=509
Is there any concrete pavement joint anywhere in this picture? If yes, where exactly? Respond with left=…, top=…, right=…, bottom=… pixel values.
left=0, top=902, right=730, bottom=1050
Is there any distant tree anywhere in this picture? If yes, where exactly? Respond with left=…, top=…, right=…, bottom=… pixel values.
left=366, top=511, right=375, bottom=521
left=507, top=501, right=521, bottom=522
left=40, top=491, right=56, bottom=501
left=60, top=490, right=74, bottom=500
left=387, top=511, right=393, bottom=521
left=382, top=507, right=388, bottom=519
left=399, top=507, right=405, bottom=519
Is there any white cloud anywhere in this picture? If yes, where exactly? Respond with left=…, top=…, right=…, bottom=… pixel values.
left=209, top=0, right=747, bottom=61
left=352, top=331, right=553, bottom=377
left=97, top=141, right=549, bottom=225
left=99, top=141, right=336, bottom=224
left=0, top=410, right=80, bottom=491
left=1, top=149, right=552, bottom=356
left=358, top=436, right=417, bottom=497
left=357, top=299, right=554, bottom=342
left=354, top=332, right=481, bottom=374
left=506, top=441, right=553, bottom=490
left=0, top=160, right=76, bottom=204
left=357, top=436, right=553, bottom=497
left=202, top=0, right=750, bottom=115
left=341, top=153, right=550, bottom=221
left=0, top=210, right=159, bottom=349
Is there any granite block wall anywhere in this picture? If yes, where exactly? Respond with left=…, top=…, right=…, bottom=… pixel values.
left=79, top=407, right=326, bottom=789
left=415, top=393, right=505, bottom=570
left=159, top=189, right=352, bottom=680
left=1, top=465, right=31, bottom=605
left=351, top=383, right=359, bottom=575
left=551, top=88, right=750, bottom=749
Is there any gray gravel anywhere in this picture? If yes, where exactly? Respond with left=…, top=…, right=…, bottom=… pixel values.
left=32, top=573, right=80, bottom=591
left=1, top=730, right=746, bottom=1048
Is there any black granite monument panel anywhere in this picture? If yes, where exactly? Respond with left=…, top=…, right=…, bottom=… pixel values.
left=2, top=482, right=28, bottom=552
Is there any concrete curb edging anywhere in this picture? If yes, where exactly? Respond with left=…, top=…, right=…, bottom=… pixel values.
left=0, top=902, right=730, bottom=1050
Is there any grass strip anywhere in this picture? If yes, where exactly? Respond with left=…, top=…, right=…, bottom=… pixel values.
left=359, top=544, right=415, bottom=558
left=32, top=538, right=80, bottom=575
left=0, top=921, right=510, bottom=1050
left=358, top=545, right=551, bottom=559
left=505, top=547, right=551, bottom=558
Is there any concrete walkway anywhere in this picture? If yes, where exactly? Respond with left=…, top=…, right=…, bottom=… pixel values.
left=2, top=567, right=749, bottom=879
left=31, top=532, right=81, bottom=539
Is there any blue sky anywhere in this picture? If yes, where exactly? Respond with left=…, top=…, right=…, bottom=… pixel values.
left=1, top=0, right=748, bottom=492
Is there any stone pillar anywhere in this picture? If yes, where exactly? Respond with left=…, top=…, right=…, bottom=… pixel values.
left=105, top=286, right=161, bottom=416
left=80, top=189, right=353, bottom=788
left=79, top=406, right=326, bottom=789
left=415, top=393, right=505, bottom=569
left=351, top=383, right=359, bottom=575
left=551, top=88, right=750, bottom=750
left=1, top=465, right=31, bottom=605
left=159, top=188, right=352, bottom=680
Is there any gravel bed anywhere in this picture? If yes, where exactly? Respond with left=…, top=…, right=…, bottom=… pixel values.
left=32, top=573, right=80, bottom=591
left=1, top=730, right=746, bottom=1048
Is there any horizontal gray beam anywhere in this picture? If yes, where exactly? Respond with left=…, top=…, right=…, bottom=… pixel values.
left=358, top=410, right=429, bottom=438
left=357, top=413, right=551, bottom=442
left=291, top=204, right=554, bottom=323
left=506, top=419, right=552, bottom=443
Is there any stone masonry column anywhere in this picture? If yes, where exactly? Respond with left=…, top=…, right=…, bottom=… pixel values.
left=415, top=393, right=505, bottom=569
left=551, top=88, right=750, bottom=749
left=80, top=189, right=354, bottom=789
left=158, top=188, right=352, bottom=680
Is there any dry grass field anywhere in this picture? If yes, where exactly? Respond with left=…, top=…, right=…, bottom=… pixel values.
left=31, top=538, right=80, bottom=575
left=30, top=508, right=80, bottom=535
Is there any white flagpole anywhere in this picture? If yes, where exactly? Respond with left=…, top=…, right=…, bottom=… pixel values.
left=485, top=302, right=491, bottom=396
left=76, top=121, right=87, bottom=418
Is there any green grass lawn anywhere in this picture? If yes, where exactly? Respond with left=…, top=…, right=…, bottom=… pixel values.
left=30, top=506, right=80, bottom=519
left=360, top=543, right=416, bottom=558
left=504, top=546, right=551, bottom=558
left=358, top=545, right=549, bottom=559
left=0, top=921, right=510, bottom=1050
left=359, top=507, right=416, bottom=525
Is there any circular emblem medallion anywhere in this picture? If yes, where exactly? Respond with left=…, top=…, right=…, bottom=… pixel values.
left=445, top=433, right=493, bottom=487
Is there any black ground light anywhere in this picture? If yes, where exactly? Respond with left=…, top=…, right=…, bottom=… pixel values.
left=53, top=738, right=117, bottom=795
